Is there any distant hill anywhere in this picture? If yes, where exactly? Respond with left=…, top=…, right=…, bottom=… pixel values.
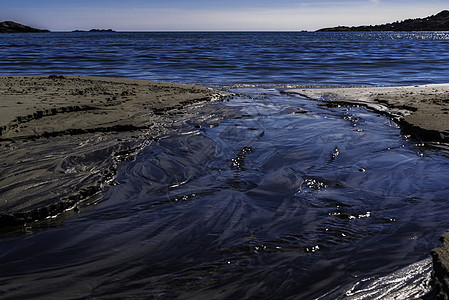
left=318, top=10, right=449, bottom=32
left=0, top=21, right=50, bottom=33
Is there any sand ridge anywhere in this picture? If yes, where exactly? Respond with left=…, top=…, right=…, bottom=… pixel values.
left=0, top=75, right=229, bottom=227
left=0, top=75, right=224, bottom=140
left=284, top=84, right=449, bottom=141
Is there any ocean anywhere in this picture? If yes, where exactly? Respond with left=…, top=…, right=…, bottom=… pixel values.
left=1, top=31, right=449, bottom=299
left=3, top=31, right=449, bottom=86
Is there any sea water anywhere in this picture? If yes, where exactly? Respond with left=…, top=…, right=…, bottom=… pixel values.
left=1, top=32, right=449, bottom=299
left=3, top=31, right=449, bottom=86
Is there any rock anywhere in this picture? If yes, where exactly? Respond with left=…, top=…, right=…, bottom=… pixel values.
left=0, top=21, right=50, bottom=33
left=431, top=233, right=449, bottom=299
left=318, top=10, right=449, bottom=32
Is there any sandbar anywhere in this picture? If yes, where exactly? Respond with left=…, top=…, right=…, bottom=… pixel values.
left=283, top=84, right=449, bottom=142
left=0, top=75, right=228, bottom=227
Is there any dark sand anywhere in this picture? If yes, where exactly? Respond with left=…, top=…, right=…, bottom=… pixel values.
left=0, top=75, right=228, bottom=227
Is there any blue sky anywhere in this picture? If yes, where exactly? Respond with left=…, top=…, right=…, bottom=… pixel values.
left=2, top=0, right=448, bottom=31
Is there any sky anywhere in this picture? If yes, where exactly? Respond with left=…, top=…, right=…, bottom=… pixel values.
left=2, top=0, right=448, bottom=31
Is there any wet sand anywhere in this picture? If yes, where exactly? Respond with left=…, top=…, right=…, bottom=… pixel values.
left=0, top=75, right=228, bottom=227
left=284, top=84, right=449, bottom=142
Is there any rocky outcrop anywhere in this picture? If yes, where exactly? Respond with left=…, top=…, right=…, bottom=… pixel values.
left=0, top=21, right=50, bottom=33
left=318, top=10, right=449, bottom=32
left=431, top=234, right=449, bottom=299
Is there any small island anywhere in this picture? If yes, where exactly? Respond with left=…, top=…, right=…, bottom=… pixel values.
left=0, top=21, right=50, bottom=33
left=72, top=29, right=116, bottom=33
left=318, top=10, right=449, bottom=32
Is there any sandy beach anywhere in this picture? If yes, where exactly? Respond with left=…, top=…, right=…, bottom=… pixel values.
left=284, top=84, right=449, bottom=142
left=0, top=75, right=228, bottom=227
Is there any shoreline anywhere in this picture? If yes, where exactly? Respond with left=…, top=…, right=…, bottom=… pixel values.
left=4, top=80, right=449, bottom=225
left=283, top=84, right=449, bottom=143
left=0, top=75, right=229, bottom=228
